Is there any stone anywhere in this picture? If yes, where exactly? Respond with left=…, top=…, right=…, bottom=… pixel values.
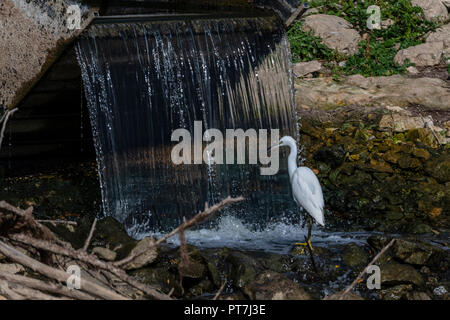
left=243, top=271, right=310, bottom=300
left=411, top=0, right=449, bottom=22
left=381, top=262, right=424, bottom=286
left=295, top=75, right=450, bottom=111
left=394, top=42, right=443, bottom=67
left=0, top=263, right=25, bottom=274
left=342, top=243, right=369, bottom=267
left=92, top=247, right=117, bottom=261
left=226, top=250, right=263, bottom=288
left=426, top=23, right=450, bottom=55
left=0, top=0, right=95, bottom=109
left=398, top=156, right=422, bottom=169
left=381, top=19, right=395, bottom=29
left=425, top=154, right=450, bottom=182
left=123, top=236, right=158, bottom=270
left=313, top=144, right=346, bottom=168
left=382, top=284, right=413, bottom=300
left=392, top=239, right=443, bottom=266
left=293, top=60, right=322, bottom=77
left=443, top=0, right=450, bottom=8
left=301, top=14, right=361, bottom=56
left=412, top=148, right=430, bottom=160
left=326, top=291, right=364, bottom=300
left=379, top=114, right=426, bottom=132
left=406, top=66, right=419, bottom=74
left=407, top=291, right=432, bottom=300
left=406, top=128, right=439, bottom=148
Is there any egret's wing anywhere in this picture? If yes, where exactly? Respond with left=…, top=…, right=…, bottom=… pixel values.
left=291, top=167, right=325, bottom=225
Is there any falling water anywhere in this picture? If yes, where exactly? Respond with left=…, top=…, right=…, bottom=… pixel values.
left=76, top=14, right=300, bottom=239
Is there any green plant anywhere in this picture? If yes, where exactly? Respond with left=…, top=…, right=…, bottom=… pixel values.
left=287, top=21, right=338, bottom=63
left=288, top=0, right=439, bottom=77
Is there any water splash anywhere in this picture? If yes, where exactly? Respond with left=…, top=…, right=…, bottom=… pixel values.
left=76, top=15, right=299, bottom=237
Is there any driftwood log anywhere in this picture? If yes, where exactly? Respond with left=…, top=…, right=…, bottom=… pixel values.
left=0, top=196, right=243, bottom=300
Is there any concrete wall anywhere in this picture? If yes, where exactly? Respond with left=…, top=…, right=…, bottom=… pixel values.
left=0, top=0, right=95, bottom=110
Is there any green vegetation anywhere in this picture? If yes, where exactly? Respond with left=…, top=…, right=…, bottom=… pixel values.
left=288, top=0, right=439, bottom=77
left=287, top=21, right=339, bottom=63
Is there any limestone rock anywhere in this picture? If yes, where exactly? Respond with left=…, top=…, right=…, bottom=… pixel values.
left=301, top=14, right=361, bottom=55
left=243, top=271, right=310, bottom=300
left=392, top=239, right=444, bottom=266
left=381, top=262, right=424, bottom=286
left=382, top=284, right=413, bottom=300
left=411, top=0, right=449, bottom=22
left=293, top=60, right=322, bottom=77
left=92, top=247, right=117, bottom=261
left=426, top=23, right=450, bottom=56
left=394, top=42, right=443, bottom=67
left=295, top=75, right=450, bottom=111
left=379, top=114, right=426, bottom=132
left=123, top=236, right=158, bottom=270
left=0, top=0, right=94, bottom=109
left=443, top=0, right=450, bottom=8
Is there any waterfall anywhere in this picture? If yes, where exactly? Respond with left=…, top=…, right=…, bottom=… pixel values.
left=76, top=14, right=299, bottom=238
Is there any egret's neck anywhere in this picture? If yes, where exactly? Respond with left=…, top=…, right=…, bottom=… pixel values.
left=287, top=142, right=298, bottom=179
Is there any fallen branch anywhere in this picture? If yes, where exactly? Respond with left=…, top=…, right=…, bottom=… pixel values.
left=83, top=218, right=97, bottom=252
left=213, top=281, right=227, bottom=300
left=285, top=2, right=308, bottom=28
left=115, top=196, right=244, bottom=268
left=0, top=271, right=95, bottom=300
left=339, top=238, right=396, bottom=299
left=0, top=239, right=128, bottom=300
left=37, top=220, right=77, bottom=226
left=9, top=234, right=172, bottom=300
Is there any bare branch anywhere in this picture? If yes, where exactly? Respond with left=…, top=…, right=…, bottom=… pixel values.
left=83, top=218, right=98, bottom=252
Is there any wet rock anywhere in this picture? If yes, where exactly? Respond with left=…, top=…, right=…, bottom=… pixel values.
left=398, top=156, right=422, bottom=170
left=407, top=291, right=432, bottom=300
left=326, top=291, right=364, bottom=300
left=314, top=144, right=346, bottom=168
left=392, top=239, right=444, bottom=266
left=178, top=246, right=207, bottom=280
left=381, top=262, right=424, bottom=287
left=243, top=271, right=310, bottom=300
left=92, top=247, right=117, bottom=261
left=412, top=148, right=430, bottom=160
left=406, top=128, right=439, bottom=148
left=425, top=155, right=450, bottom=183
left=91, top=217, right=138, bottom=260
left=394, top=42, right=443, bottom=67
left=433, top=285, right=448, bottom=297
left=131, top=267, right=181, bottom=296
left=123, top=236, right=158, bottom=270
left=411, top=0, right=449, bottom=22
left=408, top=223, right=433, bottom=235
left=0, top=263, right=25, bottom=274
left=226, top=250, right=263, bottom=288
left=301, top=14, right=361, bottom=55
left=188, top=280, right=215, bottom=298
left=342, top=243, right=369, bottom=267
left=293, top=60, right=322, bottom=77
left=381, top=284, right=413, bottom=300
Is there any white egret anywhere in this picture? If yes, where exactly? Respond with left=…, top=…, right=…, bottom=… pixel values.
left=270, top=136, right=325, bottom=254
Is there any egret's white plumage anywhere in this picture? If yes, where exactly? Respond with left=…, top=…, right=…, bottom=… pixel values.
left=272, top=136, right=325, bottom=227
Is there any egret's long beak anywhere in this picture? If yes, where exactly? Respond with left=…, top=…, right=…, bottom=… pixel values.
left=268, top=143, right=281, bottom=152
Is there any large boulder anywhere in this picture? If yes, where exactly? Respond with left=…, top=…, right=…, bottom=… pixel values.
left=394, top=42, right=443, bottom=67
left=411, top=0, right=449, bottom=22
left=0, top=0, right=94, bottom=109
left=295, top=75, right=450, bottom=111
left=301, top=14, right=361, bottom=56
left=243, top=271, right=311, bottom=300
left=293, top=60, right=322, bottom=77
left=426, top=23, right=450, bottom=56
left=381, top=262, right=424, bottom=287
